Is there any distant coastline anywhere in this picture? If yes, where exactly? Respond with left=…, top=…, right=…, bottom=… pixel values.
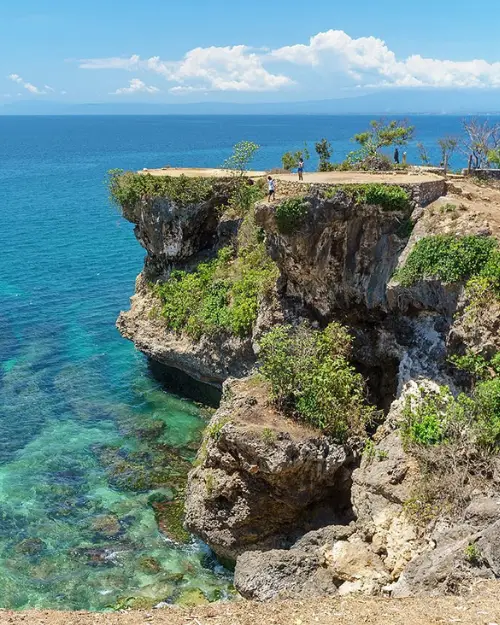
left=2, top=89, right=500, bottom=116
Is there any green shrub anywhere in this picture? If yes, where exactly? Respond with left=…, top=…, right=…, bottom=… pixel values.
left=395, top=235, right=498, bottom=286
left=464, top=543, right=484, bottom=566
left=152, top=210, right=278, bottom=339
left=261, top=427, right=276, bottom=445
left=449, top=350, right=500, bottom=381
left=401, top=387, right=450, bottom=446
left=363, top=184, right=410, bottom=210
left=321, top=184, right=411, bottom=212
left=108, top=170, right=217, bottom=219
left=275, top=197, right=309, bottom=234
left=402, top=376, right=500, bottom=451
left=258, top=322, right=375, bottom=441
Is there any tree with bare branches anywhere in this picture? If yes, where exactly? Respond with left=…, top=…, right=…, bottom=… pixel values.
left=461, top=118, right=500, bottom=169
left=438, top=135, right=458, bottom=174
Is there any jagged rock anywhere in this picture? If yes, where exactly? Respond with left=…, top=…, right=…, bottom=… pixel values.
left=123, top=180, right=235, bottom=282
left=184, top=378, right=355, bottom=561
left=117, top=274, right=255, bottom=386
left=328, top=538, right=390, bottom=593
left=234, top=526, right=389, bottom=600
left=255, top=191, right=411, bottom=315
left=234, top=549, right=333, bottom=600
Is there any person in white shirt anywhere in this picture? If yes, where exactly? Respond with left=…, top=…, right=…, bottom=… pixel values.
left=267, top=175, right=276, bottom=202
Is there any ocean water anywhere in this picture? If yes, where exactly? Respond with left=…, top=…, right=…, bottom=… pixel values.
left=0, top=114, right=497, bottom=611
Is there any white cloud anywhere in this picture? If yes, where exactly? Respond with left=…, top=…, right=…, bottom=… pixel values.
left=80, top=46, right=294, bottom=93
left=271, top=30, right=500, bottom=88
left=78, top=31, right=500, bottom=94
left=79, top=55, right=141, bottom=70
left=112, top=78, right=160, bottom=95
left=8, top=73, right=52, bottom=95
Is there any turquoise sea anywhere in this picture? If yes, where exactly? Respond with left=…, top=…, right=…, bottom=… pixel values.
left=0, top=114, right=498, bottom=610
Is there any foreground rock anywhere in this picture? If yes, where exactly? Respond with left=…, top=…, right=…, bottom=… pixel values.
left=184, top=378, right=356, bottom=561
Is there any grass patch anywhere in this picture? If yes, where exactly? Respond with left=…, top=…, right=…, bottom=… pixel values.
left=395, top=234, right=498, bottom=286
left=322, top=183, right=411, bottom=211
left=258, top=322, right=376, bottom=442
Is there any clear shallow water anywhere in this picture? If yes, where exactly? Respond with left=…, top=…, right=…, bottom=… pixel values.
left=0, top=114, right=498, bottom=610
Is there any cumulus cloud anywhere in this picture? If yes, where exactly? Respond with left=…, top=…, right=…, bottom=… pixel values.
left=271, top=30, right=500, bottom=88
left=8, top=73, right=53, bottom=95
left=78, top=30, right=500, bottom=94
left=80, top=46, right=294, bottom=93
left=112, top=78, right=160, bottom=95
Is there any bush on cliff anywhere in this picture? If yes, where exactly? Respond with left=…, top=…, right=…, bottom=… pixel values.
left=396, top=234, right=499, bottom=286
left=322, top=183, right=411, bottom=212
left=275, top=197, right=309, bottom=234
left=401, top=357, right=500, bottom=518
left=152, top=212, right=278, bottom=339
left=108, top=170, right=217, bottom=219
left=259, top=323, right=376, bottom=442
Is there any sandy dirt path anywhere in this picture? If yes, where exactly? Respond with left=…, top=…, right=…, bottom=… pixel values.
left=139, top=167, right=443, bottom=185
left=2, top=581, right=500, bottom=625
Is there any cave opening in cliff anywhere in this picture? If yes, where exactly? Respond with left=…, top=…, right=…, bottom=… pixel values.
left=147, top=359, right=222, bottom=407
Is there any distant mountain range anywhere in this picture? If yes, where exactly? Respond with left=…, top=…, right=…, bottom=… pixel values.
left=2, top=90, right=500, bottom=115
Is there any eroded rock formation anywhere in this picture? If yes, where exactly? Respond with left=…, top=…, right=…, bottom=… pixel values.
left=117, top=173, right=500, bottom=600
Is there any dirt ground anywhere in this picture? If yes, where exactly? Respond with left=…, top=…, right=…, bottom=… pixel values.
left=2, top=581, right=500, bottom=625
left=139, top=166, right=442, bottom=185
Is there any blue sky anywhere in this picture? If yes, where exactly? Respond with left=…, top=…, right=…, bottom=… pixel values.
left=2, top=0, right=500, bottom=103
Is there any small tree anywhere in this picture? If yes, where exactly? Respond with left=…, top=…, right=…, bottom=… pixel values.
left=281, top=143, right=310, bottom=171
left=353, top=119, right=414, bottom=157
left=315, top=138, right=333, bottom=172
left=461, top=118, right=500, bottom=169
left=438, top=136, right=458, bottom=174
left=223, top=141, right=260, bottom=176
left=416, top=142, right=431, bottom=166
left=488, top=149, right=500, bottom=169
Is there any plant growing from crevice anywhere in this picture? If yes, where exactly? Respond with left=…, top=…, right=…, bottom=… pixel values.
left=152, top=208, right=278, bottom=339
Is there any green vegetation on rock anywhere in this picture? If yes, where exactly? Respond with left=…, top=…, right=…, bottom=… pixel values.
left=402, top=355, right=500, bottom=451
left=275, top=197, right=309, bottom=233
left=108, top=170, right=217, bottom=219
left=259, top=322, right=376, bottom=442
left=396, top=234, right=499, bottom=286
left=322, top=183, right=411, bottom=211
left=153, top=212, right=278, bottom=339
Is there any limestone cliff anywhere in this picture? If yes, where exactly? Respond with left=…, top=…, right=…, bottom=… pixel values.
left=116, top=172, right=500, bottom=601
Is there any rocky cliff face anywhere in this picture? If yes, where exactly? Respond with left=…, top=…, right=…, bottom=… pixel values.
left=118, top=173, right=500, bottom=601
left=184, top=378, right=355, bottom=562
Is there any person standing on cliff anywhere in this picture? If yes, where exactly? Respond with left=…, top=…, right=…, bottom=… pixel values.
left=394, top=148, right=400, bottom=164
left=298, top=158, right=304, bottom=181
left=267, top=175, right=276, bottom=202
